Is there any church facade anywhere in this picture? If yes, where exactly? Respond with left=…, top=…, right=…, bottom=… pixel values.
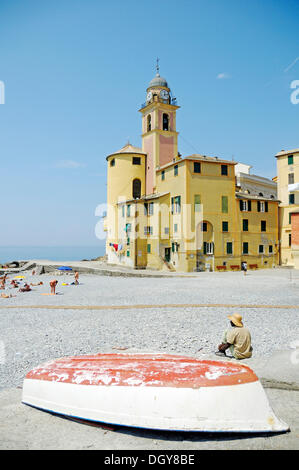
left=104, top=70, right=280, bottom=272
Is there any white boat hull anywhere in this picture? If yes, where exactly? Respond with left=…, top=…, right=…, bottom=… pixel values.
left=22, top=354, right=289, bottom=433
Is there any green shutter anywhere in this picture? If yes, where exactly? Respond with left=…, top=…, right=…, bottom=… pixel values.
left=147, top=244, right=151, bottom=253
left=222, top=196, right=228, bottom=213
left=222, top=221, right=228, bottom=232
left=227, top=242, right=233, bottom=254
left=194, top=194, right=201, bottom=212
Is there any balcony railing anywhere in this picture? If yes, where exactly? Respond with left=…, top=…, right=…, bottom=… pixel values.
left=140, top=97, right=178, bottom=109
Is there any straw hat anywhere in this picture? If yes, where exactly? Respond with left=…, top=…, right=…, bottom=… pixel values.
left=228, top=313, right=243, bottom=327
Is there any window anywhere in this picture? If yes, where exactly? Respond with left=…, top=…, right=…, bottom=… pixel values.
left=147, top=114, right=151, bottom=132
left=194, top=162, right=201, bottom=173
left=269, top=245, right=273, bottom=254
left=161, top=170, right=165, bottom=181
left=163, top=113, right=169, bottom=131
left=110, top=158, right=115, bottom=167
left=147, top=244, right=151, bottom=254
left=222, top=221, right=228, bottom=232
left=164, top=227, right=169, bottom=235
left=121, top=205, right=125, bottom=218
left=240, top=200, right=251, bottom=211
left=132, top=157, right=141, bottom=165
left=226, top=242, right=233, bottom=255
left=174, top=223, right=178, bottom=233
left=144, top=226, right=153, bottom=236
left=288, top=173, right=294, bottom=184
left=259, top=245, right=264, bottom=254
left=171, top=195, right=181, bottom=214
left=194, top=194, right=201, bottom=212
left=257, top=201, right=268, bottom=213
left=221, top=165, right=228, bottom=176
left=221, top=196, right=228, bottom=213
left=125, top=223, right=131, bottom=233
left=243, top=219, right=248, bottom=232
left=149, top=202, right=154, bottom=215
left=289, top=194, right=295, bottom=204
left=261, top=220, right=266, bottom=232
left=127, top=205, right=131, bottom=217
left=203, top=242, right=214, bottom=255
left=202, top=222, right=207, bottom=232
left=289, top=233, right=292, bottom=247
left=243, top=242, right=249, bottom=255
left=132, top=178, right=141, bottom=199
left=172, top=242, right=178, bottom=253
left=289, top=213, right=292, bottom=224
left=126, top=238, right=130, bottom=245
left=174, top=164, right=178, bottom=176
left=288, top=155, right=294, bottom=165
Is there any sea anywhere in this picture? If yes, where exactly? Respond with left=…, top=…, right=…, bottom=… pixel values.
left=0, top=245, right=106, bottom=264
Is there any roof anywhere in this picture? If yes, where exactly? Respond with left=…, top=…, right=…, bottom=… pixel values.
left=148, top=73, right=168, bottom=89
left=275, top=148, right=299, bottom=157
left=156, top=154, right=236, bottom=172
left=106, top=143, right=146, bottom=160
left=235, top=192, right=279, bottom=202
left=117, top=192, right=170, bottom=205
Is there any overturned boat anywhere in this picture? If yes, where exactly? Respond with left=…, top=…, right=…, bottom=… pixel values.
left=22, top=353, right=289, bottom=433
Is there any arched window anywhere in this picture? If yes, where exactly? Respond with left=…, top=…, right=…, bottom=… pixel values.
left=132, top=178, right=141, bottom=199
left=163, top=113, right=169, bottom=131
left=147, top=114, right=151, bottom=132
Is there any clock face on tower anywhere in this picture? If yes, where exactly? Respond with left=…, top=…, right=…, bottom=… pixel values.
left=146, top=91, right=152, bottom=102
left=160, top=90, right=169, bottom=100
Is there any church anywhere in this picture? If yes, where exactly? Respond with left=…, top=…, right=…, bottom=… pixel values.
left=104, top=67, right=284, bottom=272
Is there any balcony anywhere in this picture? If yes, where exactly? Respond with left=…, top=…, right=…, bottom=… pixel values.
left=140, top=97, right=178, bottom=109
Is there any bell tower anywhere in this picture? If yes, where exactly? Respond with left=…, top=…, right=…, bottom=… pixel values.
left=139, top=61, right=179, bottom=195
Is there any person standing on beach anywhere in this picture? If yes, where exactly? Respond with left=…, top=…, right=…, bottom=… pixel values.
left=0, top=274, right=8, bottom=289
left=74, top=271, right=79, bottom=285
left=215, top=313, right=252, bottom=359
left=241, top=261, right=247, bottom=275
left=50, top=279, right=58, bottom=295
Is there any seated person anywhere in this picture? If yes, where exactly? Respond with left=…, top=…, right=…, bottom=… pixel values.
left=216, top=313, right=252, bottom=360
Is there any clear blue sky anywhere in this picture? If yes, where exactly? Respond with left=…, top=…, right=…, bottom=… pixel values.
left=0, top=0, right=298, bottom=246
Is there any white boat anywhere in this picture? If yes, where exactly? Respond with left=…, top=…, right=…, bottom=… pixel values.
left=22, top=353, right=289, bottom=433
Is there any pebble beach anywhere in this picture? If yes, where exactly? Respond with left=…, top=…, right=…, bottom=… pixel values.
left=1, top=267, right=299, bottom=391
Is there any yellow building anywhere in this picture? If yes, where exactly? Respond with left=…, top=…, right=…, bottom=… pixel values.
left=105, top=70, right=279, bottom=272
left=276, top=149, right=299, bottom=268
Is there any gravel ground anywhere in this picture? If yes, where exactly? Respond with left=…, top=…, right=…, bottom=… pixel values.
left=1, top=387, right=298, bottom=450
left=1, top=268, right=299, bottom=390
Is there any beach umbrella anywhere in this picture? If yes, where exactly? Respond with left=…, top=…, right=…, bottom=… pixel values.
left=57, top=266, right=72, bottom=271
left=14, top=275, right=25, bottom=279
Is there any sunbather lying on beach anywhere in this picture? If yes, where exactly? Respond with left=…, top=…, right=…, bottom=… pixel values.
left=1, top=293, right=16, bottom=298
left=19, top=284, right=32, bottom=292
left=30, top=282, right=43, bottom=286
left=10, top=280, right=19, bottom=288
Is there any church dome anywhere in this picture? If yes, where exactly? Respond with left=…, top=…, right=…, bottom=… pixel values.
left=148, top=73, right=168, bottom=88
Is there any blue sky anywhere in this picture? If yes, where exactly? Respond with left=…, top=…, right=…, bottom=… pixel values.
left=0, top=0, right=298, bottom=246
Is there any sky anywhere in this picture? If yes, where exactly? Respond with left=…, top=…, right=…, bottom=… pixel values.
left=0, top=0, right=298, bottom=246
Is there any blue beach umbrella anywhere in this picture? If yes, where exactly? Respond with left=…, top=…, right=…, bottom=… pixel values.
left=57, top=266, right=72, bottom=271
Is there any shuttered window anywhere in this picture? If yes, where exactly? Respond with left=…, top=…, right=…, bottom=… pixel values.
left=194, top=194, right=201, bottom=212
left=222, top=196, right=228, bottom=213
